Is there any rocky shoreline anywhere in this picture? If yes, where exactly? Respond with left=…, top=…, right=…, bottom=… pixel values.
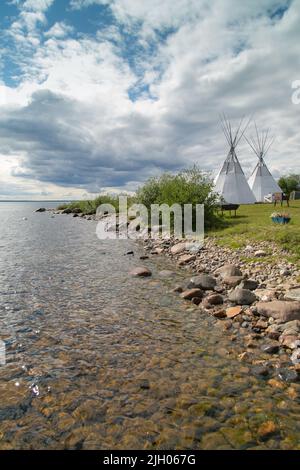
left=138, top=236, right=300, bottom=384
left=48, top=207, right=300, bottom=386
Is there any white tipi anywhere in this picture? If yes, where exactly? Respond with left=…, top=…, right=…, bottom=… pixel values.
left=214, top=115, right=256, bottom=204
left=246, top=124, right=282, bottom=202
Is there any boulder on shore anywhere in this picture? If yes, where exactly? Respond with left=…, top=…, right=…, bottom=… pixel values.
left=215, top=264, right=242, bottom=278
left=285, top=288, right=300, bottom=301
left=170, top=242, right=187, bottom=255
left=204, top=293, right=224, bottom=306
left=239, top=279, right=259, bottom=291
left=35, top=207, right=46, bottom=212
left=228, top=288, right=257, bottom=305
left=178, top=254, right=196, bottom=265
left=187, top=274, right=216, bottom=291
left=223, top=275, right=244, bottom=288
left=256, top=301, right=300, bottom=322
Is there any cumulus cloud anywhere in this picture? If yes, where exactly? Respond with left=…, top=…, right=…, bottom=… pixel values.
left=0, top=0, right=300, bottom=198
left=44, top=22, right=74, bottom=38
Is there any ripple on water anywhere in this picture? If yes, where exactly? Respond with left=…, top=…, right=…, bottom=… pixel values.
left=0, top=204, right=300, bottom=449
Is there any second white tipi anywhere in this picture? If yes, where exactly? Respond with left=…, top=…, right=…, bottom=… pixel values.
left=214, top=116, right=256, bottom=204
left=246, top=125, right=282, bottom=202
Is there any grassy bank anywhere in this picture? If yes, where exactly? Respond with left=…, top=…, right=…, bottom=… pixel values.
left=208, top=201, right=300, bottom=263
left=57, top=168, right=300, bottom=263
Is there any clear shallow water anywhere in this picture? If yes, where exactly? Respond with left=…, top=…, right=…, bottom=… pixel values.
left=0, top=202, right=299, bottom=450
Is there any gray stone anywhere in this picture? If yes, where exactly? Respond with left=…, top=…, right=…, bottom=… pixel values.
left=278, top=368, right=300, bottom=383
left=291, top=348, right=300, bottom=365
left=281, top=320, right=300, bottom=334
left=223, top=276, right=244, bottom=288
left=215, top=264, right=242, bottom=278
left=158, top=270, right=177, bottom=278
left=228, top=288, right=257, bottom=305
left=187, top=274, right=216, bottom=291
left=252, top=365, right=270, bottom=377
left=284, top=288, right=300, bottom=301
left=261, top=343, right=279, bottom=354
left=239, top=279, right=259, bottom=291
left=186, top=242, right=203, bottom=254
left=254, top=289, right=277, bottom=301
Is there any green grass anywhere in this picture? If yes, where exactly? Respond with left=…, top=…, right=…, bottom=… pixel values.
left=207, top=201, right=300, bottom=263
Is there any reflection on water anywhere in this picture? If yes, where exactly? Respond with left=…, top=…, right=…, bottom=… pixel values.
left=0, top=202, right=300, bottom=450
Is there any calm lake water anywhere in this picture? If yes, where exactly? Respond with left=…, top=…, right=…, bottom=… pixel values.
left=0, top=202, right=299, bottom=450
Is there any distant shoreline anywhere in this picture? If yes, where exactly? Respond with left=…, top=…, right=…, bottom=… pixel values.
left=0, top=200, right=75, bottom=203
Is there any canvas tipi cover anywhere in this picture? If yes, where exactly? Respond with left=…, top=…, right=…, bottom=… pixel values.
left=248, top=160, right=282, bottom=202
left=214, top=116, right=256, bottom=204
left=246, top=126, right=282, bottom=202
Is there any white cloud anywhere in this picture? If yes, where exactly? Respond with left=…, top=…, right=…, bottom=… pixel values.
left=44, top=22, right=74, bottom=38
left=23, top=0, right=55, bottom=12
left=1, top=0, right=300, bottom=199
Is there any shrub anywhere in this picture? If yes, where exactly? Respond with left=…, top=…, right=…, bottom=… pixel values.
left=136, top=166, right=221, bottom=229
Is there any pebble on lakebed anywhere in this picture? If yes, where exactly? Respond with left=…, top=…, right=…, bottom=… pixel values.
left=129, top=267, right=152, bottom=277
left=142, top=236, right=300, bottom=378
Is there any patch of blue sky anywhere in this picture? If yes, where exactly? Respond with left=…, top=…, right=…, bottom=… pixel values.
left=269, top=2, right=291, bottom=20
left=0, top=1, right=20, bottom=85
left=0, top=0, right=175, bottom=98
left=120, top=26, right=175, bottom=101
left=0, top=1, right=19, bottom=26
left=46, top=0, right=115, bottom=38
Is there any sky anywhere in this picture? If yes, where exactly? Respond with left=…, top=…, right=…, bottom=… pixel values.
left=0, top=0, right=299, bottom=200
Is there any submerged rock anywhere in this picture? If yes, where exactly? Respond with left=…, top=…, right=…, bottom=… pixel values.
left=226, top=306, right=243, bottom=318
left=129, top=267, right=152, bottom=277
left=252, top=365, right=270, bottom=377
left=213, top=309, right=227, bottom=318
left=204, top=294, right=224, bottom=306
left=257, top=421, right=278, bottom=439
left=261, top=343, right=280, bottom=354
left=180, top=288, right=203, bottom=300
left=172, top=286, right=183, bottom=293
left=278, top=368, right=300, bottom=383
left=158, top=270, right=176, bottom=278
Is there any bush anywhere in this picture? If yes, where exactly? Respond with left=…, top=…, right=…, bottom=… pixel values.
left=136, top=166, right=221, bottom=229
left=57, top=194, right=136, bottom=215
